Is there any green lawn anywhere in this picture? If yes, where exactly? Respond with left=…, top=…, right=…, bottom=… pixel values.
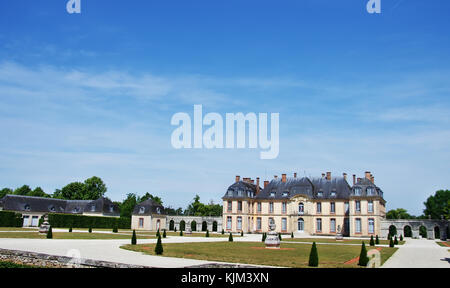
left=0, top=227, right=39, bottom=231
left=121, top=241, right=398, bottom=268
left=0, top=260, right=41, bottom=268
left=283, top=237, right=405, bottom=245
left=0, top=232, right=155, bottom=240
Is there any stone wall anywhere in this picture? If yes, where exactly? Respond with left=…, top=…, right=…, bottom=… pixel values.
left=0, top=248, right=147, bottom=268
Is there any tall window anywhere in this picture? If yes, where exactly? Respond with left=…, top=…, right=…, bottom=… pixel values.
left=317, top=202, right=322, bottom=213
left=227, top=216, right=232, bottom=230
left=368, top=219, right=375, bottom=234
left=237, top=217, right=242, bottom=230
left=355, top=218, right=361, bottom=233
left=345, top=202, right=349, bottom=213
left=238, top=201, right=242, bottom=211
left=269, top=202, right=274, bottom=213
left=316, top=218, right=322, bottom=232
left=330, top=218, right=336, bottom=233
left=257, top=202, right=261, bottom=212
left=227, top=201, right=232, bottom=212
left=355, top=201, right=361, bottom=213
left=256, top=217, right=262, bottom=230
left=368, top=200, right=374, bottom=213
left=282, top=202, right=287, bottom=214
left=282, top=218, right=287, bottom=231
left=330, top=202, right=335, bottom=214
left=139, top=218, right=144, bottom=228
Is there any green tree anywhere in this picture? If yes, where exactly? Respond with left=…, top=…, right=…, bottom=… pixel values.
left=0, top=188, right=13, bottom=199
left=154, top=235, right=163, bottom=255
left=29, top=187, right=50, bottom=198
left=119, top=193, right=138, bottom=218
left=53, top=182, right=85, bottom=200
left=423, top=190, right=450, bottom=219
left=131, top=230, right=137, bottom=245
left=14, top=185, right=32, bottom=196
left=140, top=192, right=163, bottom=205
left=358, top=242, right=369, bottom=267
left=386, top=208, right=413, bottom=220
left=83, top=176, right=107, bottom=200
left=308, top=242, right=319, bottom=267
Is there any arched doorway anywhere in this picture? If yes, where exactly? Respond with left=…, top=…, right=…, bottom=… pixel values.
left=403, top=225, right=412, bottom=237
left=191, top=221, right=197, bottom=231
left=212, top=221, right=218, bottom=232
left=388, top=225, right=397, bottom=237
left=298, top=218, right=304, bottom=232
left=180, top=220, right=186, bottom=231
left=419, top=225, right=427, bottom=238
left=202, top=221, right=207, bottom=231
left=434, top=226, right=440, bottom=239
left=169, top=220, right=175, bottom=231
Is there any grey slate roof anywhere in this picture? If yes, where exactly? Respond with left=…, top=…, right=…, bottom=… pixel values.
left=132, top=199, right=165, bottom=216
left=223, top=175, right=383, bottom=200
left=352, top=178, right=384, bottom=198
left=0, top=195, right=120, bottom=216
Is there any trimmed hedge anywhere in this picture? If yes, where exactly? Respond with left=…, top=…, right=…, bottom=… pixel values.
left=0, top=211, right=23, bottom=227
left=47, top=213, right=130, bottom=229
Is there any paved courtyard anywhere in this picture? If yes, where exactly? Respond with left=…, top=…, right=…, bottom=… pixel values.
left=381, top=238, right=449, bottom=268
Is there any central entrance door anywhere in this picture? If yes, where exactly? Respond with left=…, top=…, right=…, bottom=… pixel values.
left=298, top=218, right=304, bottom=232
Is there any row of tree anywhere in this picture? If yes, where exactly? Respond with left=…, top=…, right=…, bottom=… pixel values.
left=0, top=177, right=223, bottom=218
left=386, top=190, right=449, bottom=220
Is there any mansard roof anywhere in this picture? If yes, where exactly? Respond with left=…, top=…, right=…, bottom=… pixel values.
left=223, top=181, right=260, bottom=200
left=0, top=194, right=120, bottom=216
left=352, top=177, right=384, bottom=198
left=132, top=199, right=165, bottom=216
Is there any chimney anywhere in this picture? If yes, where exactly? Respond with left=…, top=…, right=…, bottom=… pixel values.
left=251, top=179, right=254, bottom=184
left=256, top=178, right=260, bottom=195
left=294, top=172, right=297, bottom=178
left=365, top=171, right=371, bottom=180
left=282, top=174, right=287, bottom=183
left=322, top=173, right=325, bottom=178
left=353, top=174, right=356, bottom=185
left=274, top=175, right=278, bottom=180
left=326, top=172, right=331, bottom=181
left=343, top=173, right=347, bottom=181
left=236, top=175, right=240, bottom=182
left=357, top=177, right=362, bottom=183
left=264, top=180, right=269, bottom=189
left=371, top=175, right=375, bottom=184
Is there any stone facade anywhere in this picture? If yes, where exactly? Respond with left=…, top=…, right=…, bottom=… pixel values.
left=380, top=219, right=449, bottom=240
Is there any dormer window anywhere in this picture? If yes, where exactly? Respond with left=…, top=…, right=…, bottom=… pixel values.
left=317, top=191, right=323, bottom=197
left=367, top=187, right=375, bottom=196
left=282, top=191, right=289, bottom=197
left=91, top=205, right=96, bottom=212
left=73, top=207, right=79, bottom=213
left=156, top=207, right=161, bottom=214
left=237, top=190, right=243, bottom=197
left=354, top=187, right=362, bottom=196
left=139, top=207, right=145, bottom=214
left=270, top=191, right=276, bottom=197
left=109, top=205, right=114, bottom=212
left=24, top=204, right=30, bottom=211
left=227, top=190, right=233, bottom=197
left=49, top=206, right=55, bottom=212
left=330, top=190, right=336, bottom=197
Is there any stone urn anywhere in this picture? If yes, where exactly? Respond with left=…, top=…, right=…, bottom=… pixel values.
left=335, top=225, right=343, bottom=240
left=39, top=214, right=50, bottom=234
left=265, top=220, right=280, bottom=249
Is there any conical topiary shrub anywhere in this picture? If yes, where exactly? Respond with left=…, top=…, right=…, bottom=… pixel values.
left=278, top=233, right=282, bottom=241
left=291, top=232, right=294, bottom=238
left=47, top=226, right=53, bottom=239
left=375, top=235, right=379, bottom=245
left=113, top=225, right=118, bottom=233
left=156, top=229, right=160, bottom=238
left=221, top=229, right=224, bottom=235
left=69, top=227, right=72, bottom=233
left=88, top=226, right=92, bottom=233
left=228, top=233, right=233, bottom=242
left=308, top=242, right=319, bottom=267
left=369, top=235, right=375, bottom=246
left=358, top=242, right=369, bottom=267
left=154, top=235, right=163, bottom=255
left=163, top=229, right=167, bottom=238
left=261, top=233, right=265, bottom=242
left=206, top=230, right=210, bottom=237
left=131, top=230, right=137, bottom=245
left=400, top=234, right=403, bottom=241
left=389, top=238, right=394, bottom=247
left=180, top=230, right=183, bottom=236
left=394, top=236, right=398, bottom=245
left=241, top=231, right=244, bottom=237
left=174, top=227, right=177, bottom=232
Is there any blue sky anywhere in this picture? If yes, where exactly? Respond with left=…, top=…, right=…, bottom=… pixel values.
left=0, top=0, right=449, bottom=215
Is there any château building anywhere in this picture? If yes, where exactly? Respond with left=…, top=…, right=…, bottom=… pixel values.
left=222, top=172, right=386, bottom=237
